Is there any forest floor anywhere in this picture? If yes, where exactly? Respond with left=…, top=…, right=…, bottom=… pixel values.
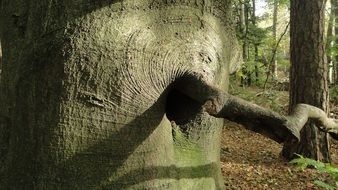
left=220, top=86, right=338, bottom=190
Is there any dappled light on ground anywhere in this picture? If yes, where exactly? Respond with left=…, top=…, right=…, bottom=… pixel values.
left=221, top=121, right=337, bottom=190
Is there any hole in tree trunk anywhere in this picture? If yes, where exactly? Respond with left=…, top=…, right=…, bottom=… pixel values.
left=165, top=89, right=202, bottom=125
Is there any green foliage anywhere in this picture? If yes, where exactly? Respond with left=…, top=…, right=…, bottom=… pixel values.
left=290, top=154, right=338, bottom=190
left=314, top=180, right=336, bottom=190
left=326, top=36, right=338, bottom=57
left=228, top=79, right=288, bottom=113
left=236, top=23, right=268, bottom=46
left=232, top=0, right=291, bottom=86
left=330, top=85, right=338, bottom=103
left=266, top=0, right=290, bottom=9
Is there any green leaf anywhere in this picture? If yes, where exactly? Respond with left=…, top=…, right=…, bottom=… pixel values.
left=314, top=180, right=336, bottom=190
left=324, top=165, right=338, bottom=174
left=290, top=155, right=326, bottom=171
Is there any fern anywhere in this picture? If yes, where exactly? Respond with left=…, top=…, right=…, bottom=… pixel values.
left=290, top=154, right=338, bottom=190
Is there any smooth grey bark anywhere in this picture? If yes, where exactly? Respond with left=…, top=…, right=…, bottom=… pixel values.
left=0, top=0, right=241, bottom=189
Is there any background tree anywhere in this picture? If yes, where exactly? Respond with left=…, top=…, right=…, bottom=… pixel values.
left=234, top=0, right=268, bottom=86
left=271, top=0, right=279, bottom=80
left=252, top=0, right=260, bottom=83
left=233, top=0, right=290, bottom=87
left=0, top=42, right=2, bottom=75
left=282, top=0, right=331, bottom=162
left=333, top=0, right=338, bottom=83
left=326, top=0, right=334, bottom=83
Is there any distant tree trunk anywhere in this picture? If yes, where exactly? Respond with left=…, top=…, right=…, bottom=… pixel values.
left=0, top=41, right=2, bottom=76
left=240, top=1, right=251, bottom=86
left=240, top=2, right=247, bottom=60
left=326, top=0, right=334, bottom=83
left=252, top=0, right=260, bottom=83
left=245, top=1, right=252, bottom=85
left=333, top=0, right=338, bottom=83
left=282, top=0, right=330, bottom=162
left=271, top=0, right=278, bottom=80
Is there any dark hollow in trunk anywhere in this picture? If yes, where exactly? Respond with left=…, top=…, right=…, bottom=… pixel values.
left=165, top=89, right=202, bottom=126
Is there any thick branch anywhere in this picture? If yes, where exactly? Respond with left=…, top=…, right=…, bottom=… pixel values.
left=287, top=104, right=338, bottom=135
left=203, top=94, right=338, bottom=143
left=175, top=73, right=338, bottom=143
left=204, top=95, right=297, bottom=143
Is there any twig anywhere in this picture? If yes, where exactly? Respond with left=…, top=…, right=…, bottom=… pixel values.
left=263, top=22, right=290, bottom=90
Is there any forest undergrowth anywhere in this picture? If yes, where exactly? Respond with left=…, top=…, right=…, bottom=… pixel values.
left=221, top=85, right=338, bottom=190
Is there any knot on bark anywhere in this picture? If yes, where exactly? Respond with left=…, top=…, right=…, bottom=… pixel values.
left=203, top=97, right=224, bottom=116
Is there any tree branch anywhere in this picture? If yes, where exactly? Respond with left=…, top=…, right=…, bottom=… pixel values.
left=287, top=104, right=338, bottom=134
left=203, top=90, right=338, bottom=143
left=263, top=22, right=290, bottom=89
left=175, top=72, right=338, bottom=143
left=204, top=94, right=297, bottom=143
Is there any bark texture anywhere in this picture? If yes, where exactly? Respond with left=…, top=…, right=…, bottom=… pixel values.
left=2, top=0, right=336, bottom=189
left=282, top=0, right=330, bottom=161
left=0, top=0, right=241, bottom=189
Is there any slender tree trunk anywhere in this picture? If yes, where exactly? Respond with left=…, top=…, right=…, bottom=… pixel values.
left=240, top=0, right=252, bottom=86
left=245, top=1, right=252, bottom=85
left=326, top=0, right=334, bottom=83
left=272, top=0, right=278, bottom=80
left=333, top=0, right=338, bottom=84
left=240, top=2, right=246, bottom=85
left=240, top=1, right=249, bottom=86
left=282, top=0, right=330, bottom=162
left=0, top=41, right=2, bottom=76
left=243, top=6, right=249, bottom=63
left=252, top=0, right=260, bottom=83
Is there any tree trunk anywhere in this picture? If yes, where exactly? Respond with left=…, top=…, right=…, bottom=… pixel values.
left=245, top=2, right=252, bottom=85
left=271, top=0, right=278, bottom=80
left=0, top=41, right=2, bottom=76
left=0, top=1, right=242, bottom=189
left=240, top=1, right=251, bottom=86
left=252, top=0, right=260, bottom=83
left=282, top=0, right=330, bottom=162
left=333, top=0, right=338, bottom=84
left=326, top=0, right=334, bottom=84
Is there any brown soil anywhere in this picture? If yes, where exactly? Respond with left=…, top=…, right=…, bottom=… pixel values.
left=221, top=120, right=338, bottom=190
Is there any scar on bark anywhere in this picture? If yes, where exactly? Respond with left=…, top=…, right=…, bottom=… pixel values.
left=175, top=72, right=338, bottom=143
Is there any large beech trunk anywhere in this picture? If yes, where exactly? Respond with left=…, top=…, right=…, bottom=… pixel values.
left=0, top=0, right=337, bottom=189
left=0, top=0, right=240, bottom=189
